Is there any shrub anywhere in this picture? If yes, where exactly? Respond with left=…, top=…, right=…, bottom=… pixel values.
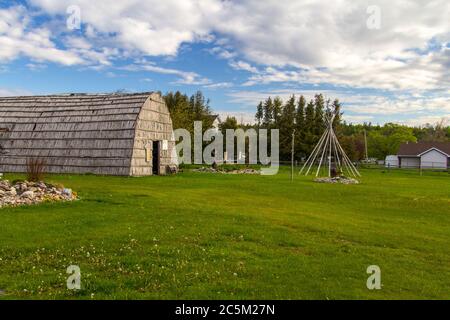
left=26, top=158, right=47, bottom=182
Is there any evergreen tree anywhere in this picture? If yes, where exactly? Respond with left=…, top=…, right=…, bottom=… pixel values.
left=314, top=94, right=325, bottom=136
left=164, top=90, right=214, bottom=160
left=262, top=97, right=273, bottom=127
left=304, top=100, right=316, bottom=154
left=279, top=95, right=296, bottom=159
left=252, top=92, right=449, bottom=162
left=164, top=91, right=193, bottom=131
left=255, top=102, right=264, bottom=127
left=304, top=100, right=315, bottom=133
left=295, top=95, right=306, bottom=158
left=296, top=96, right=306, bottom=131
left=219, top=116, right=239, bottom=161
left=219, top=116, right=239, bottom=132
left=272, top=97, right=283, bottom=127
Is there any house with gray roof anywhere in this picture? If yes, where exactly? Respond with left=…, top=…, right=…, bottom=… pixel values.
left=397, top=142, right=450, bottom=169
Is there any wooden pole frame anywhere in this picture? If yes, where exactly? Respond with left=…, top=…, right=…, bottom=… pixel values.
left=299, top=110, right=361, bottom=178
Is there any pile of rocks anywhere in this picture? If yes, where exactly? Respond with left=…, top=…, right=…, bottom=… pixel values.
left=0, top=179, right=77, bottom=208
left=314, top=176, right=360, bottom=185
left=226, top=168, right=260, bottom=175
left=192, top=167, right=218, bottom=173
left=192, top=167, right=260, bottom=175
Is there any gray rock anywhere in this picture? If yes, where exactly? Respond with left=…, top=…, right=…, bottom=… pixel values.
left=21, top=191, right=35, bottom=199
left=7, top=187, right=16, bottom=196
left=62, top=188, right=72, bottom=197
left=314, top=176, right=359, bottom=184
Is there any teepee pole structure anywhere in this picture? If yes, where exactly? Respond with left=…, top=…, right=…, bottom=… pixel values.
left=302, top=129, right=329, bottom=177
left=299, top=109, right=361, bottom=178
left=301, top=129, right=328, bottom=176
left=316, top=130, right=329, bottom=177
left=332, top=129, right=361, bottom=177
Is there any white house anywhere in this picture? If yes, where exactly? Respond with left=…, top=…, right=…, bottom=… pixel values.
left=385, top=155, right=399, bottom=168
left=397, top=142, right=450, bottom=169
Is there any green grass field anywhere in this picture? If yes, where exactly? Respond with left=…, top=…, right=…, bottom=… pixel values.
left=0, top=168, right=449, bottom=300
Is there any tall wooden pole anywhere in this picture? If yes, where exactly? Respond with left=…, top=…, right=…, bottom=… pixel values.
left=328, top=121, right=332, bottom=177
left=364, top=129, right=369, bottom=161
left=291, top=129, right=295, bottom=182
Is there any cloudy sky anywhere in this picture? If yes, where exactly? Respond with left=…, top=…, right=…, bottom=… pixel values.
left=0, top=0, right=449, bottom=125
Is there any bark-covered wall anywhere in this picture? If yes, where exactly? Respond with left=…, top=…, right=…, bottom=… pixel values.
left=129, top=93, right=177, bottom=176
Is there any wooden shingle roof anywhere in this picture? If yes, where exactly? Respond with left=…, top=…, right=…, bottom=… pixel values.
left=0, top=92, right=151, bottom=120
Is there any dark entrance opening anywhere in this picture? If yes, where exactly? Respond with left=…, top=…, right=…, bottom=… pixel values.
left=152, top=141, right=160, bottom=175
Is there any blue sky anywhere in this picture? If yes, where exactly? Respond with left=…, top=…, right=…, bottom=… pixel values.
left=0, top=0, right=449, bottom=126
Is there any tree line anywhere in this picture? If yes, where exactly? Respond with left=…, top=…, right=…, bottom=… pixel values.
left=164, top=91, right=450, bottom=162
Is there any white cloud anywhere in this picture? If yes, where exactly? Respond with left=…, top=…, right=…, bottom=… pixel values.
left=0, top=6, right=82, bottom=65
left=210, top=0, right=449, bottom=91
left=226, top=89, right=450, bottom=125
left=215, top=110, right=255, bottom=125
left=123, top=62, right=211, bottom=85
left=240, top=46, right=450, bottom=91
left=26, top=63, right=47, bottom=71
left=204, top=82, right=233, bottom=89
left=343, top=115, right=374, bottom=124
left=11, top=0, right=448, bottom=93
left=0, top=88, right=33, bottom=96
left=227, top=89, right=346, bottom=107
left=0, top=0, right=448, bottom=123
left=397, top=116, right=449, bottom=127
left=29, top=0, right=219, bottom=56
left=229, top=60, right=258, bottom=73
left=340, top=93, right=450, bottom=117
left=209, top=47, right=237, bottom=59
left=124, top=63, right=235, bottom=89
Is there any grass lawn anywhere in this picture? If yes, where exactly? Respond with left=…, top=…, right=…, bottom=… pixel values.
left=0, top=167, right=449, bottom=300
